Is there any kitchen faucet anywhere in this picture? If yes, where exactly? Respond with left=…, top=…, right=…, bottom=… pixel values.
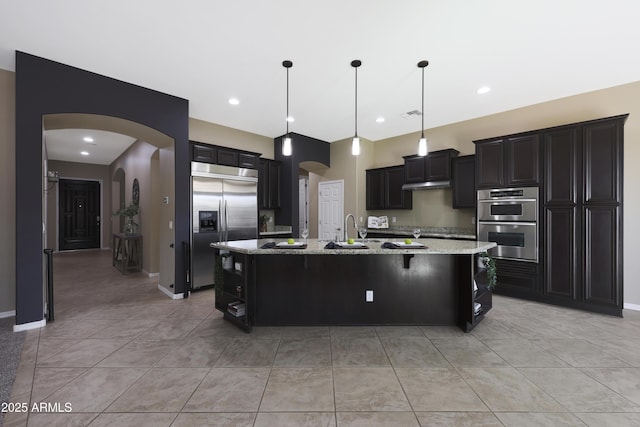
left=344, top=213, right=357, bottom=242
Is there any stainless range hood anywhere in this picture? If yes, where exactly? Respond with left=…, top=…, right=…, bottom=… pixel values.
left=402, top=180, right=451, bottom=191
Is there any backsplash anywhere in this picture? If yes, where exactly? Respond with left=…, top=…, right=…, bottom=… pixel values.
left=367, top=188, right=475, bottom=229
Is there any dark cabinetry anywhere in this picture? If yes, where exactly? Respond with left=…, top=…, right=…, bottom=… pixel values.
left=494, top=259, right=539, bottom=299
left=258, top=159, right=281, bottom=210
left=475, top=134, right=539, bottom=188
left=192, top=143, right=217, bottom=164
left=542, top=116, right=625, bottom=316
left=366, top=166, right=412, bottom=210
left=479, top=114, right=626, bottom=316
left=403, top=149, right=459, bottom=183
left=451, top=155, right=476, bottom=209
left=190, top=141, right=260, bottom=169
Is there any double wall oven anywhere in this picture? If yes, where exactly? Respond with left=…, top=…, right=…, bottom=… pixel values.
left=477, top=187, right=538, bottom=262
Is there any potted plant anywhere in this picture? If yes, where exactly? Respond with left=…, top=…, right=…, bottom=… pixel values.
left=259, top=214, right=269, bottom=232
left=114, top=202, right=140, bottom=234
left=478, top=251, right=497, bottom=290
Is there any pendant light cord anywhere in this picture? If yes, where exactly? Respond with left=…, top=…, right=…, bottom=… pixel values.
left=421, top=65, right=424, bottom=139
left=354, top=65, right=358, bottom=138
left=286, top=65, right=289, bottom=136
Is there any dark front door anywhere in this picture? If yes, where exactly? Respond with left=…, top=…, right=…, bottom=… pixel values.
left=59, top=179, right=101, bottom=250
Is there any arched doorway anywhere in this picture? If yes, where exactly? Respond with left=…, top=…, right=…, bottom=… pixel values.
left=15, top=52, right=189, bottom=329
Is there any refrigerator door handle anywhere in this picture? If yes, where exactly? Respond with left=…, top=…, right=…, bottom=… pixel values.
left=218, top=199, right=223, bottom=243
left=224, top=200, right=229, bottom=242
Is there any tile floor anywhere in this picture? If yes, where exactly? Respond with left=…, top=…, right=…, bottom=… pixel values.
left=4, top=249, right=640, bottom=426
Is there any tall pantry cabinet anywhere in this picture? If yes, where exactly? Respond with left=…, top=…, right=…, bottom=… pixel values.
left=543, top=114, right=626, bottom=316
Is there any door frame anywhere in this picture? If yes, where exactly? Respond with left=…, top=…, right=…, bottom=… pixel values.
left=318, top=179, right=344, bottom=240
left=56, top=176, right=104, bottom=251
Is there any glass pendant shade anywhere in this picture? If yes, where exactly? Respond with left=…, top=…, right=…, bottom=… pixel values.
left=417, top=60, right=429, bottom=157
left=351, top=137, right=360, bottom=156
left=418, top=136, right=428, bottom=156
left=282, top=60, right=293, bottom=156
left=282, top=136, right=292, bottom=156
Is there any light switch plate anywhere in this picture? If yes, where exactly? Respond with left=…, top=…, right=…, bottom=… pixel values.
left=366, top=290, right=373, bottom=302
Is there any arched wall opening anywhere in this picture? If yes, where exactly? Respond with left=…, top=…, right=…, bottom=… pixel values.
left=15, top=52, right=189, bottom=328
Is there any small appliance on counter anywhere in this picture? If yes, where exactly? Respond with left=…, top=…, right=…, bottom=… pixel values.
left=367, top=215, right=389, bottom=229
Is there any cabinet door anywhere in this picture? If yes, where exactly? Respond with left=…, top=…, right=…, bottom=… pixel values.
left=366, top=169, right=385, bottom=210
left=385, top=166, right=411, bottom=209
left=239, top=153, right=259, bottom=169
left=494, top=258, right=539, bottom=296
left=476, top=140, right=504, bottom=189
left=543, top=206, right=578, bottom=299
left=404, top=156, right=426, bottom=183
left=583, top=205, right=621, bottom=309
left=544, top=127, right=578, bottom=205
left=268, top=161, right=281, bottom=209
left=425, top=150, right=453, bottom=181
left=217, top=149, right=239, bottom=167
left=452, top=155, right=475, bottom=209
left=258, top=159, right=269, bottom=209
left=192, top=143, right=217, bottom=163
left=582, top=119, right=622, bottom=204
left=505, top=134, right=540, bottom=186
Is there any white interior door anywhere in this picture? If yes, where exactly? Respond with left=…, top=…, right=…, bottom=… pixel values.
left=299, top=178, right=309, bottom=233
left=318, top=180, right=344, bottom=241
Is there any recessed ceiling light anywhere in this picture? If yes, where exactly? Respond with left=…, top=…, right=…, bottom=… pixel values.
left=80, top=151, right=89, bottom=156
left=228, top=98, right=240, bottom=105
left=376, top=117, right=385, bottom=123
left=83, top=136, right=94, bottom=143
left=286, top=116, right=295, bottom=123
left=477, top=86, right=491, bottom=94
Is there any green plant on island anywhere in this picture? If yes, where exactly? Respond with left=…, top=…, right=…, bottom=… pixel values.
left=480, top=251, right=497, bottom=290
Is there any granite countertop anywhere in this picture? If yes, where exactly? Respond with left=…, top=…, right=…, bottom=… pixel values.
left=211, top=238, right=495, bottom=255
left=366, top=226, right=476, bottom=240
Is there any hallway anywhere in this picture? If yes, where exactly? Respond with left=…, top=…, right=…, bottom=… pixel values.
left=4, top=250, right=640, bottom=426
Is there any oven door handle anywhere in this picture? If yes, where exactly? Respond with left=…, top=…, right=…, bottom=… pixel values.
left=478, top=221, right=537, bottom=226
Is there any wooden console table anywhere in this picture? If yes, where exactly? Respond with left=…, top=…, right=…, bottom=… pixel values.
left=112, top=233, right=142, bottom=274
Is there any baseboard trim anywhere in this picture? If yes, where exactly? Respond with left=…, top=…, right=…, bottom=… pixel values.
left=147, top=271, right=160, bottom=278
left=13, top=318, right=47, bottom=332
left=623, top=302, right=640, bottom=312
left=0, top=310, right=16, bottom=319
left=157, top=284, right=184, bottom=300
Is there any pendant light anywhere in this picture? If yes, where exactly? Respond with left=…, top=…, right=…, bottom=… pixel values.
left=351, top=59, right=362, bottom=156
left=417, top=60, right=429, bottom=157
left=282, top=60, right=293, bottom=156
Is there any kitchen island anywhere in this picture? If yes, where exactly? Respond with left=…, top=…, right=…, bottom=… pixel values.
left=210, top=238, right=496, bottom=333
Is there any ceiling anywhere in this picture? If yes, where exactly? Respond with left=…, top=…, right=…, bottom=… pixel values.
left=3, top=0, right=640, bottom=156
left=45, top=129, right=136, bottom=165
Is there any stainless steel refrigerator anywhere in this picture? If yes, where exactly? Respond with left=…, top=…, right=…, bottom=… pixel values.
left=191, top=161, right=258, bottom=290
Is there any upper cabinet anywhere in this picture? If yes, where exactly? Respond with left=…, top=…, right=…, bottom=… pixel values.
left=475, top=134, right=540, bottom=189
left=259, top=158, right=281, bottom=210
left=366, top=165, right=412, bottom=210
left=192, top=143, right=218, bottom=164
left=190, top=141, right=260, bottom=169
left=451, top=155, right=476, bottom=209
left=403, top=149, right=459, bottom=183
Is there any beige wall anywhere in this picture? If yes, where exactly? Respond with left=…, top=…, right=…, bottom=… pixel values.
left=309, top=137, right=374, bottom=237
left=110, top=140, right=160, bottom=274
left=189, top=118, right=274, bottom=158
left=46, top=160, right=113, bottom=251
left=0, top=69, right=15, bottom=315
